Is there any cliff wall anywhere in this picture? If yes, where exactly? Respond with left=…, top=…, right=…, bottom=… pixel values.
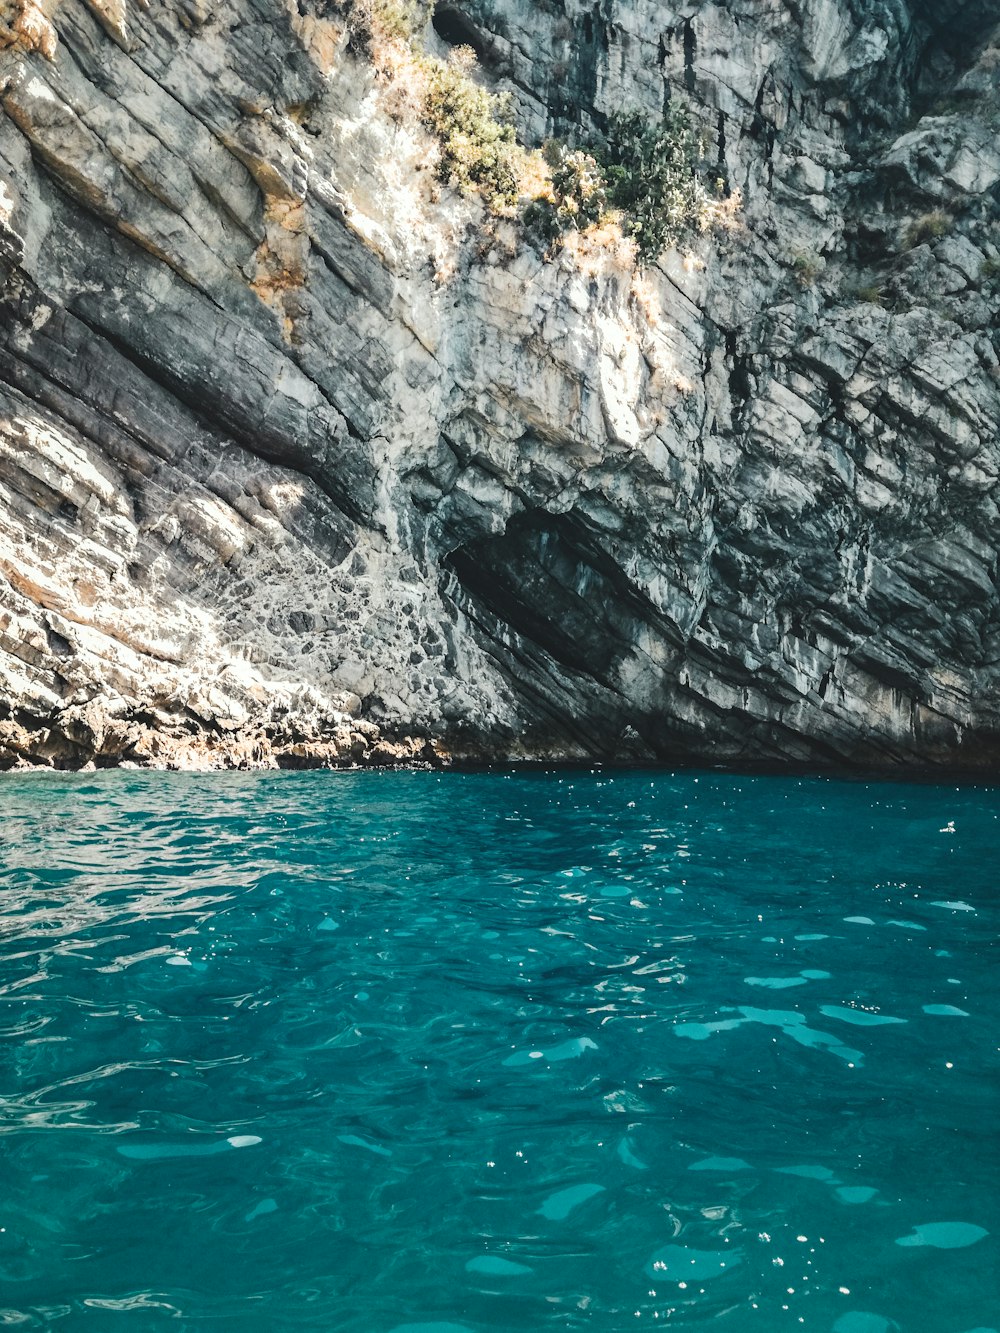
left=1, top=0, right=998, bottom=770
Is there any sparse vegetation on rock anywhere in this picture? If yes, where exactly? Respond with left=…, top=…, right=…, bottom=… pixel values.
left=333, top=0, right=739, bottom=257
left=418, top=46, right=524, bottom=210
left=791, top=252, right=825, bottom=287
left=338, top=0, right=430, bottom=58
left=846, top=282, right=885, bottom=306
left=525, top=107, right=740, bottom=263
left=904, top=209, right=951, bottom=248
left=524, top=142, right=609, bottom=246
left=333, top=1, right=533, bottom=212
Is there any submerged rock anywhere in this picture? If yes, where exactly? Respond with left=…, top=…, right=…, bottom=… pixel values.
left=0, top=0, right=998, bottom=771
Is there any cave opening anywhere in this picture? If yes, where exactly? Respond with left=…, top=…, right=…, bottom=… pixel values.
left=443, top=509, right=657, bottom=683
left=432, top=5, right=490, bottom=62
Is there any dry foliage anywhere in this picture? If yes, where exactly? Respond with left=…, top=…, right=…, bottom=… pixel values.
left=561, top=217, right=637, bottom=277
left=696, top=184, right=743, bottom=236
left=904, top=209, right=952, bottom=249
left=630, top=270, right=662, bottom=325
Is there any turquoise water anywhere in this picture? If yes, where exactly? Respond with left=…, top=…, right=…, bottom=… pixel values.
left=0, top=771, right=997, bottom=1332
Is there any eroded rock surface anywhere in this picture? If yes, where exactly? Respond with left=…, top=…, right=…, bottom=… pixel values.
left=1, top=0, right=998, bottom=770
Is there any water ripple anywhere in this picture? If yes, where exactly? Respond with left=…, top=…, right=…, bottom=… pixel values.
left=0, top=769, right=997, bottom=1331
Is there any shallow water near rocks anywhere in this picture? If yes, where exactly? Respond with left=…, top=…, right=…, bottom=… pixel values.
left=0, top=769, right=997, bottom=1331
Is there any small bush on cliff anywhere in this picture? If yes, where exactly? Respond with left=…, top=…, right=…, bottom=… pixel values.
left=374, top=0, right=429, bottom=40
left=854, top=283, right=885, bottom=306
left=790, top=251, right=824, bottom=287
left=904, top=209, right=951, bottom=249
left=598, top=107, right=704, bottom=259
left=338, top=0, right=429, bottom=56
left=337, top=1, right=531, bottom=212
left=526, top=105, right=741, bottom=263
left=524, top=141, right=609, bottom=244
left=418, top=46, right=523, bottom=209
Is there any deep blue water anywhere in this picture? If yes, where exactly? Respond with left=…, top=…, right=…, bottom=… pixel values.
left=0, top=771, right=997, bottom=1332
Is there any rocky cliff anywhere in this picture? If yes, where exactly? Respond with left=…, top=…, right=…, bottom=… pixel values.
left=1, top=0, right=998, bottom=771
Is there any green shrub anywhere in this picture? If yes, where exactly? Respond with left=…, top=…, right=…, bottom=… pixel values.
left=980, top=256, right=1000, bottom=284
left=525, top=104, right=737, bottom=262
left=790, top=252, right=824, bottom=287
left=853, top=283, right=885, bottom=306
left=419, top=48, right=522, bottom=210
left=596, top=106, right=703, bottom=259
left=524, top=141, right=608, bottom=245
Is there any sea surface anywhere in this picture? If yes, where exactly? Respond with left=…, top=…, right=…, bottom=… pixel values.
left=0, top=770, right=997, bottom=1332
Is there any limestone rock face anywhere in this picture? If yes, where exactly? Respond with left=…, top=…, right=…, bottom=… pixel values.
left=0, top=0, right=998, bottom=770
